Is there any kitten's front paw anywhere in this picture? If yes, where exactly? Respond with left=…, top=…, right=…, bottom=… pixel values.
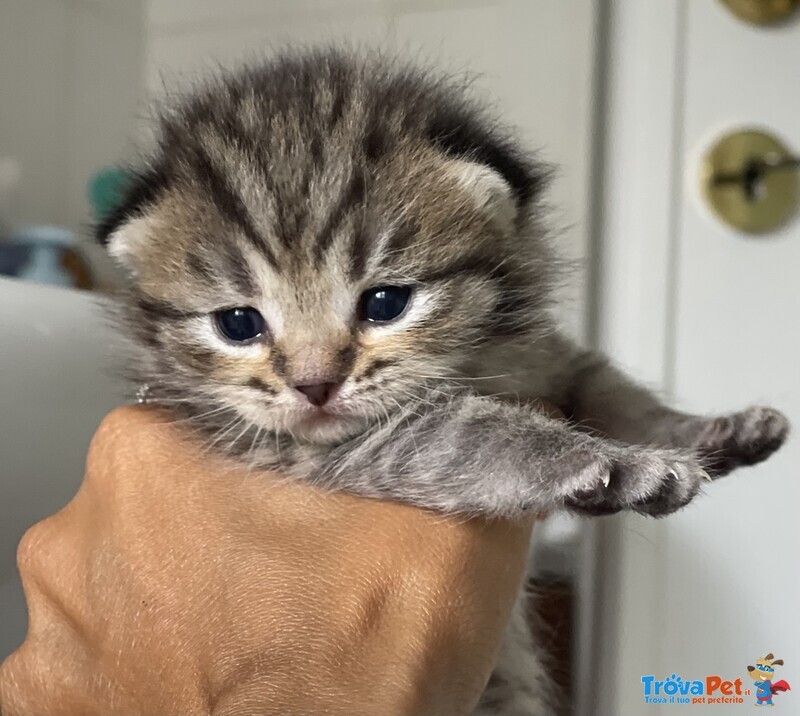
left=694, top=406, right=789, bottom=477
left=561, top=444, right=709, bottom=517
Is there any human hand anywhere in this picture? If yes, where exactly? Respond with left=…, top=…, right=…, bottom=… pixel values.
left=0, top=405, right=539, bottom=716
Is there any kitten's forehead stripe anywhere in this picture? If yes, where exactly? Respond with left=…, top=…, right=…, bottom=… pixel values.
left=314, top=168, right=366, bottom=265
left=186, top=252, right=216, bottom=285
left=188, top=142, right=280, bottom=270
left=419, top=252, right=499, bottom=284
left=327, top=79, right=349, bottom=129
left=348, top=223, right=370, bottom=282
left=383, top=220, right=417, bottom=256
left=218, top=245, right=257, bottom=296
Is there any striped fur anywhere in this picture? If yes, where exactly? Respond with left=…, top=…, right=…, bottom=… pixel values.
left=100, top=49, right=789, bottom=716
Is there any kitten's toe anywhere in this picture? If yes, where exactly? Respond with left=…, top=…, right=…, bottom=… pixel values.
left=696, top=406, right=789, bottom=477
left=564, top=446, right=706, bottom=517
left=553, top=448, right=618, bottom=514
left=628, top=458, right=706, bottom=517
left=561, top=459, right=620, bottom=516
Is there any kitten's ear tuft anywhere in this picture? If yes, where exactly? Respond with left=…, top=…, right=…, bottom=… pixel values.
left=105, top=214, right=156, bottom=273
left=450, top=160, right=517, bottom=228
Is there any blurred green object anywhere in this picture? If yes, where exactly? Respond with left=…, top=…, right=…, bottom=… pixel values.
left=88, top=167, right=130, bottom=222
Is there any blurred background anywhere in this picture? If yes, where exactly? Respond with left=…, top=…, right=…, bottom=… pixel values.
left=0, top=1, right=798, bottom=714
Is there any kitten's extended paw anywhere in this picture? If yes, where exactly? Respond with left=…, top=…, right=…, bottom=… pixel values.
left=694, top=406, right=789, bottom=477
left=560, top=443, right=709, bottom=517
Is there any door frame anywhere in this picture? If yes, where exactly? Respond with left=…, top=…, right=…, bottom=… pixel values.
left=581, top=1, right=687, bottom=714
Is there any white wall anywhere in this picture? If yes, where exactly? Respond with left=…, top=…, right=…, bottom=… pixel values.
left=0, top=0, right=145, bottom=659
left=0, top=0, right=146, bottom=281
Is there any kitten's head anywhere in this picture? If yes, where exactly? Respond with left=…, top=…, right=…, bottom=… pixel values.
left=99, top=50, right=554, bottom=444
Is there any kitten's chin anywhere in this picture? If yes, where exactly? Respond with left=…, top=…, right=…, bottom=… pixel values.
left=291, top=412, right=368, bottom=444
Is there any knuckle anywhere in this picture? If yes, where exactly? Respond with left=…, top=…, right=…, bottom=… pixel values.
left=15, top=517, right=84, bottom=632
left=0, top=636, right=95, bottom=716
left=15, top=520, right=55, bottom=578
left=0, top=642, right=44, bottom=715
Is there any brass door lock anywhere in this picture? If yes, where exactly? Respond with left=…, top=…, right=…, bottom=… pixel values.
left=701, top=129, right=800, bottom=234
left=719, top=0, right=799, bottom=25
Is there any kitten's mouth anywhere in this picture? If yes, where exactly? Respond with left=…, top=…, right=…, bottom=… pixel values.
left=288, top=405, right=366, bottom=444
left=297, top=409, right=339, bottom=426
left=294, top=403, right=358, bottom=429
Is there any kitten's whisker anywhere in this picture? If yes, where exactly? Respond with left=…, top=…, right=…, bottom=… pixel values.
left=204, top=416, right=246, bottom=454
left=227, top=420, right=254, bottom=454
left=247, top=426, right=263, bottom=462
left=415, top=372, right=519, bottom=382
left=157, top=404, right=235, bottom=426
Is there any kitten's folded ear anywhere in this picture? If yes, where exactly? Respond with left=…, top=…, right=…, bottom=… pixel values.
left=448, top=160, right=517, bottom=229
left=103, top=214, right=157, bottom=274
left=94, top=165, right=166, bottom=275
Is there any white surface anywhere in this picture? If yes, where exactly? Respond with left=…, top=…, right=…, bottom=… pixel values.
left=0, top=279, right=124, bottom=659
left=0, top=0, right=145, bottom=282
left=598, top=1, right=800, bottom=712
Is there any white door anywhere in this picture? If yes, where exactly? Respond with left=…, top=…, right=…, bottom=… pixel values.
left=596, top=2, right=800, bottom=713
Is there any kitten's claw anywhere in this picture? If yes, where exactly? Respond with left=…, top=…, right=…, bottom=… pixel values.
left=560, top=406, right=790, bottom=517
left=560, top=443, right=708, bottom=517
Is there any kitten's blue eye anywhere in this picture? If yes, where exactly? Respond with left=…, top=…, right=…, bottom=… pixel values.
left=360, top=286, right=412, bottom=322
left=214, top=307, right=265, bottom=343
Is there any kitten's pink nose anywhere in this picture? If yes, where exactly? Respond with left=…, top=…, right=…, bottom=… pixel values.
left=293, top=382, right=339, bottom=407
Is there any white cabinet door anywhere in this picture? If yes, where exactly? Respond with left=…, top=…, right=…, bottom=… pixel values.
left=599, top=2, right=800, bottom=713
left=0, top=280, right=124, bottom=659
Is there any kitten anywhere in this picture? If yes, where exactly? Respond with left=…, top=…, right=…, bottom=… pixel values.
left=98, top=49, right=788, bottom=715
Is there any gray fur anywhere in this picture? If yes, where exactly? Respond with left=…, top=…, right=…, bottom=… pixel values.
left=98, top=49, right=789, bottom=715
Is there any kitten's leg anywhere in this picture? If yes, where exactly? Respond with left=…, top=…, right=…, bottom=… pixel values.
left=474, top=594, right=561, bottom=716
left=538, top=333, right=789, bottom=478
left=298, top=390, right=712, bottom=518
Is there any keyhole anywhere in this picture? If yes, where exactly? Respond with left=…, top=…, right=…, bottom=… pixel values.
left=742, top=159, right=766, bottom=201
left=703, top=129, right=800, bottom=234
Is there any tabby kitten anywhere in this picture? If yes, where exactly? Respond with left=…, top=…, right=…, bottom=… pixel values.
left=98, top=50, right=788, bottom=715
